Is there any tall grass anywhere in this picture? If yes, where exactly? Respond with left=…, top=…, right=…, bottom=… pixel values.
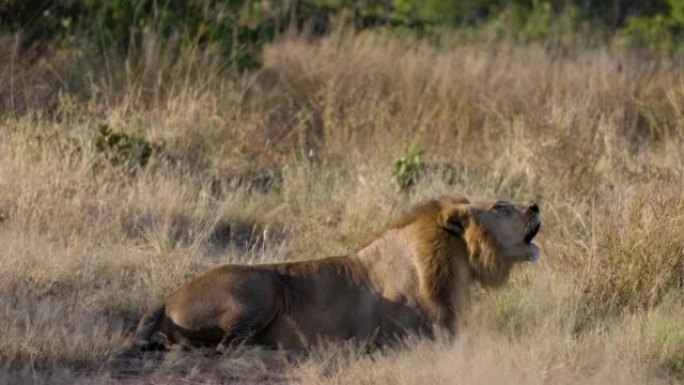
left=1, top=30, right=683, bottom=383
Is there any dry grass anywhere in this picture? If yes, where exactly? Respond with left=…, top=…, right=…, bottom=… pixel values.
left=1, top=30, right=684, bottom=384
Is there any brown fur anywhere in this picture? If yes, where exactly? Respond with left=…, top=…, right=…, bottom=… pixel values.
left=134, top=195, right=541, bottom=352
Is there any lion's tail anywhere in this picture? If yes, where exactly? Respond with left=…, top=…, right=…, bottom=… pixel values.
left=135, top=305, right=166, bottom=350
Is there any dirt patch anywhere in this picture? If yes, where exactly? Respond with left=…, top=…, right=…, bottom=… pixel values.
left=106, top=347, right=297, bottom=385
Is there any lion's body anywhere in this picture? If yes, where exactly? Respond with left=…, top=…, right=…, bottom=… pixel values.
left=135, top=195, right=541, bottom=351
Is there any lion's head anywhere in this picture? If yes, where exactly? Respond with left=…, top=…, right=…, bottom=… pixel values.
left=436, top=197, right=542, bottom=287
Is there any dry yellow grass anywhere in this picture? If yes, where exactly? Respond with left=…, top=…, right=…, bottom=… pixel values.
left=1, top=30, right=683, bottom=384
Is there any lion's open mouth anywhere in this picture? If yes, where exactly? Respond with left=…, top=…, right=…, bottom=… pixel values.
left=524, top=218, right=541, bottom=244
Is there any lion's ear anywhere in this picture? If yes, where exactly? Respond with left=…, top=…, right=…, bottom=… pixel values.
left=440, top=207, right=469, bottom=236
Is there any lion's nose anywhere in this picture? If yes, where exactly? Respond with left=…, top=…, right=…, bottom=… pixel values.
left=528, top=203, right=539, bottom=214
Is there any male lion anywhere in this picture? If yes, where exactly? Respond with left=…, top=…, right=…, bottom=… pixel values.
left=135, top=195, right=541, bottom=352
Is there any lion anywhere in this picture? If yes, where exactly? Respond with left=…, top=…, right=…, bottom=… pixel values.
left=134, top=195, right=541, bottom=352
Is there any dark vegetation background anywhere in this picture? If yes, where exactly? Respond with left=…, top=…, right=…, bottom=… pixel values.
left=3, top=0, right=684, bottom=70
left=3, top=0, right=684, bottom=118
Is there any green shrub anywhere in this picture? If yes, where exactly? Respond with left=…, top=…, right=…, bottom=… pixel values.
left=393, top=140, right=424, bottom=190
left=621, top=14, right=675, bottom=52
left=94, top=125, right=156, bottom=168
left=1, top=1, right=280, bottom=70
left=618, top=0, right=684, bottom=52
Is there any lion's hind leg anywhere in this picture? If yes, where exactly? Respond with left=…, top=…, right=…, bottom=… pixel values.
left=215, top=305, right=280, bottom=355
left=135, top=305, right=166, bottom=350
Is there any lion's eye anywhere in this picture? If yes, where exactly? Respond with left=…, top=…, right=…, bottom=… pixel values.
left=492, top=201, right=512, bottom=212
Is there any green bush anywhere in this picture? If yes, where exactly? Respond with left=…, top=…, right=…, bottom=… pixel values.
left=618, top=0, right=684, bottom=52
left=621, top=14, right=675, bottom=52
left=1, top=0, right=280, bottom=69
left=393, top=140, right=424, bottom=190
left=94, top=125, right=157, bottom=168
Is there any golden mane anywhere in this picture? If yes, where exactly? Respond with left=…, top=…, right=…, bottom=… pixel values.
left=353, top=194, right=474, bottom=332
left=465, top=220, right=514, bottom=287
left=389, top=194, right=470, bottom=231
